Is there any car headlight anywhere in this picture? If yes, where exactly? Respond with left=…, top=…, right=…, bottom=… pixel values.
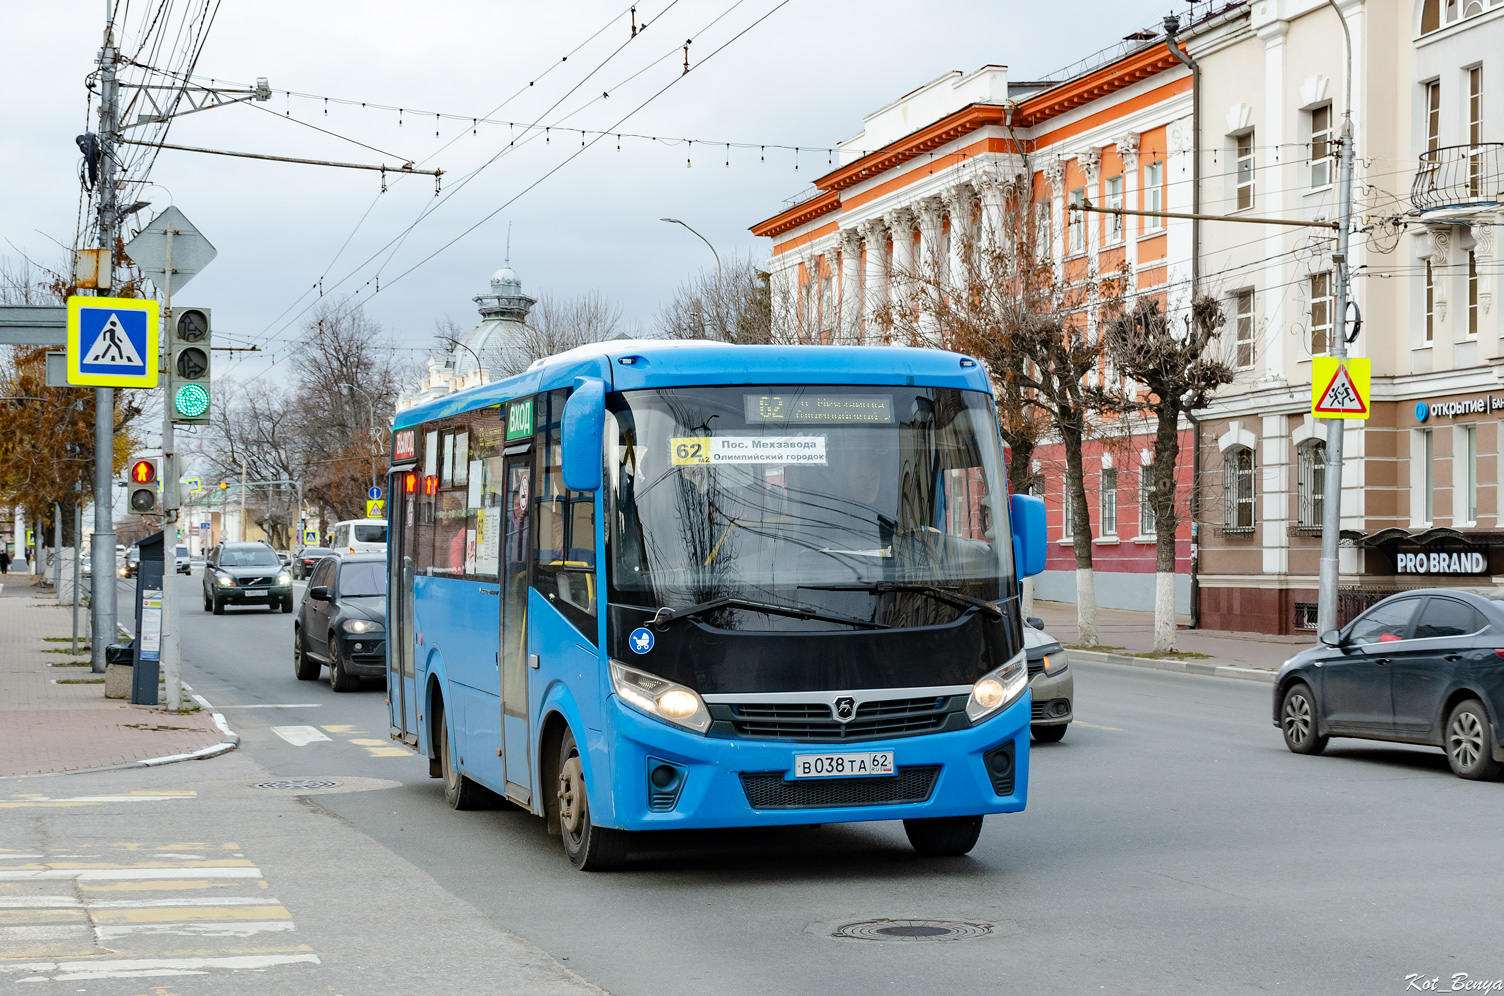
left=966, top=648, right=1029, bottom=723
left=216, top=574, right=234, bottom=586
left=1042, top=649, right=1069, bottom=675
left=609, top=660, right=711, bottom=734
left=276, top=572, right=291, bottom=585
left=342, top=618, right=383, bottom=634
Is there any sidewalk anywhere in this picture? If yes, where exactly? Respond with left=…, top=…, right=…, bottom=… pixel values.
left=0, top=574, right=223, bottom=776
left=1031, top=599, right=1312, bottom=672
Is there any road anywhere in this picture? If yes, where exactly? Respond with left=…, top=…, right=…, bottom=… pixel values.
left=8, top=569, right=1504, bottom=994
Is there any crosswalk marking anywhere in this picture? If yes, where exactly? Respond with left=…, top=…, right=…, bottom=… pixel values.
left=0, top=842, right=319, bottom=981
left=270, top=725, right=331, bottom=746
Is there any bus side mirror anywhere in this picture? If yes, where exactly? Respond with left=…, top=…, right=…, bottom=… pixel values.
left=561, top=377, right=606, bottom=492
left=1009, top=493, right=1047, bottom=579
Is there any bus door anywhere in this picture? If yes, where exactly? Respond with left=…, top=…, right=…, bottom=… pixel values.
left=389, top=470, right=418, bottom=744
left=499, top=447, right=533, bottom=803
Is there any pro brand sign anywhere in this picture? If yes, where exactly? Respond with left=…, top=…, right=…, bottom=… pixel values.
left=1395, top=549, right=1489, bottom=575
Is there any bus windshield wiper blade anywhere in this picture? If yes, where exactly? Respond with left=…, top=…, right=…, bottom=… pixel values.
left=799, top=583, right=1005, bottom=620
left=650, top=597, right=890, bottom=630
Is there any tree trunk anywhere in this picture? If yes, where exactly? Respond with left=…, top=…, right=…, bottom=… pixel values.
left=1021, top=576, right=1035, bottom=622
left=1151, top=404, right=1182, bottom=654
left=1061, top=421, right=1097, bottom=646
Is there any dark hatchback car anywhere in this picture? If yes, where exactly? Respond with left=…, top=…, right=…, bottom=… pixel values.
left=1275, top=588, right=1504, bottom=780
left=202, top=542, right=294, bottom=614
left=293, top=553, right=386, bottom=692
left=293, top=546, right=336, bottom=580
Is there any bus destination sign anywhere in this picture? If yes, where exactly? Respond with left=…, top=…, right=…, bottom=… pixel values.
left=744, top=394, right=893, bottom=424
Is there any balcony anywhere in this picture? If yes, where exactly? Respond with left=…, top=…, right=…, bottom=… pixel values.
left=1411, top=143, right=1504, bottom=217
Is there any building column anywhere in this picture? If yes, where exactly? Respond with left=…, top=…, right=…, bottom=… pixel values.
left=974, top=173, right=1007, bottom=261
left=916, top=196, right=945, bottom=344
left=885, top=206, right=916, bottom=325
left=838, top=229, right=863, bottom=345
left=943, top=183, right=977, bottom=301
left=860, top=218, right=888, bottom=344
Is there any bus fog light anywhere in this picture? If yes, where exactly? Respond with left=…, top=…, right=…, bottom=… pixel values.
left=610, top=660, right=711, bottom=734
left=966, top=650, right=1028, bottom=723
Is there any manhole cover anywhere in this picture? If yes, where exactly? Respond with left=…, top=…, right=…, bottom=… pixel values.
left=831, top=919, right=993, bottom=942
left=253, top=779, right=341, bottom=791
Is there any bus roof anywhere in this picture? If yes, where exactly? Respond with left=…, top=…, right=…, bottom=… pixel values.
left=393, top=339, right=991, bottom=430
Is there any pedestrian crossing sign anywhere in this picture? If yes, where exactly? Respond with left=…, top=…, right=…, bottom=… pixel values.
left=1312, top=356, right=1370, bottom=420
left=66, top=295, right=159, bottom=388
left=366, top=499, right=385, bottom=518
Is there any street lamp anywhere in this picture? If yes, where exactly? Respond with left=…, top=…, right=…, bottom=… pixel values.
left=661, top=217, right=722, bottom=286
left=338, top=382, right=380, bottom=493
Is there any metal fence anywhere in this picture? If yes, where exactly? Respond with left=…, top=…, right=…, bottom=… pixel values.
left=1411, top=143, right=1504, bottom=212
left=1337, top=588, right=1404, bottom=629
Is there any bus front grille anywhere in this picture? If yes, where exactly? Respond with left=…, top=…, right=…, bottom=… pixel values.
left=739, top=766, right=940, bottom=810
left=714, top=696, right=961, bottom=743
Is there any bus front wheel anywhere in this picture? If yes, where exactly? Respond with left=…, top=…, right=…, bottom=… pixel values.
left=557, top=728, right=628, bottom=871
left=903, top=815, right=984, bottom=857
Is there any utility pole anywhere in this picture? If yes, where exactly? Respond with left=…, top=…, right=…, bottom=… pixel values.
left=90, top=15, right=119, bottom=674
left=1316, top=1, right=1356, bottom=636
left=239, top=458, right=247, bottom=541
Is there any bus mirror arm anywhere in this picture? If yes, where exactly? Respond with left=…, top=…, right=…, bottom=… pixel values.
left=561, top=377, right=607, bottom=492
left=1009, top=493, right=1047, bottom=579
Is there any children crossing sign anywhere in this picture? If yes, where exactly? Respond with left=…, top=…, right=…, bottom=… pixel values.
left=1312, top=357, right=1370, bottom=420
left=65, top=296, right=159, bottom=388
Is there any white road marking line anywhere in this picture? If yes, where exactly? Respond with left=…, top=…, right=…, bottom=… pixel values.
left=1073, top=721, right=1125, bottom=731
left=0, top=953, right=321, bottom=981
left=95, top=921, right=296, bottom=941
left=215, top=704, right=321, bottom=709
left=1, top=796, right=192, bottom=804
left=0, top=868, right=264, bottom=881
left=0, top=898, right=81, bottom=908
left=87, top=897, right=283, bottom=909
left=270, top=726, right=331, bottom=746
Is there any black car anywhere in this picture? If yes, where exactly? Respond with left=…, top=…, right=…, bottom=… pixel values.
left=1275, top=588, right=1504, bottom=780
left=293, top=546, right=336, bottom=580
left=293, top=553, right=386, bottom=692
left=202, top=542, right=294, bottom=614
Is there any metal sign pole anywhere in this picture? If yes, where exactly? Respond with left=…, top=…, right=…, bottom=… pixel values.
left=159, top=229, right=182, bottom=711
left=89, top=22, right=119, bottom=675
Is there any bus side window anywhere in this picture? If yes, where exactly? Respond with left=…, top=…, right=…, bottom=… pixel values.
left=532, top=389, right=598, bottom=643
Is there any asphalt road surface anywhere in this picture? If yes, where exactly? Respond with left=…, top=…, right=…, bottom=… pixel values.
left=20, top=570, right=1504, bottom=994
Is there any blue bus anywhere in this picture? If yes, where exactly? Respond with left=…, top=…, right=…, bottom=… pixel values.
left=387, top=340, right=1046, bottom=870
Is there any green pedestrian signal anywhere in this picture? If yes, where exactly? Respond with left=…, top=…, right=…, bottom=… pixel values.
left=167, top=307, right=211, bottom=425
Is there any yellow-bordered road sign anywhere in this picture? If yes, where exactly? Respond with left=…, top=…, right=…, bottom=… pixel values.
left=1312, top=356, right=1370, bottom=420
left=66, top=296, right=159, bottom=387
left=366, top=499, right=386, bottom=518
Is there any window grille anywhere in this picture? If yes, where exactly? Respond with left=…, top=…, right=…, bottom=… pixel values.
left=1223, top=447, right=1255, bottom=531
left=1297, top=441, right=1325, bottom=529
left=1100, top=468, right=1117, bottom=536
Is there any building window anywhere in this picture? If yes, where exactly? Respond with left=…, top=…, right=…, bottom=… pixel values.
left=1139, top=465, right=1156, bottom=536
left=1310, top=272, right=1333, bottom=354
left=1101, top=468, right=1118, bottom=536
left=1069, top=187, right=1086, bottom=255
left=1234, top=290, right=1255, bottom=368
left=1144, top=161, right=1164, bottom=231
left=1424, top=428, right=1435, bottom=523
left=1235, top=132, right=1255, bottom=210
left=1469, top=68, right=1483, bottom=195
left=1425, top=260, right=1435, bottom=342
left=1297, top=440, right=1325, bottom=529
left=1105, top=176, right=1124, bottom=245
left=1037, top=198, right=1054, bottom=260
left=1463, top=424, right=1478, bottom=522
left=1062, top=479, right=1074, bottom=540
left=1468, top=251, right=1479, bottom=337
left=819, top=273, right=833, bottom=333
left=1224, top=447, right=1255, bottom=531
left=1425, top=81, right=1441, bottom=158
left=1310, top=104, right=1333, bottom=188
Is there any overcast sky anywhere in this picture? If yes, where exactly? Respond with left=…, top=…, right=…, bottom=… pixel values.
left=5, top=0, right=1187, bottom=386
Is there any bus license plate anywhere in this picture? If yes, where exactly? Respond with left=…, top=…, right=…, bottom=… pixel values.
left=792, top=752, right=895, bottom=779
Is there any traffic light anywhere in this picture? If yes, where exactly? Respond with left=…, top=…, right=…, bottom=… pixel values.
left=168, top=307, right=211, bottom=424
left=127, top=458, right=159, bottom=515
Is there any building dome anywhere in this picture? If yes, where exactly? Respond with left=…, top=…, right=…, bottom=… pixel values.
left=490, top=266, right=522, bottom=293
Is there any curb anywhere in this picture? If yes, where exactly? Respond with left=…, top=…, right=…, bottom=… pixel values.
left=53, top=682, right=240, bottom=776
left=1069, top=649, right=1278, bottom=684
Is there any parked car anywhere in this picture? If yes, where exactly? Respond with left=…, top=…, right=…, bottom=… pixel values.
left=1024, top=616, right=1073, bottom=742
left=293, top=546, right=336, bottom=580
left=202, top=541, right=293, bottom=614
left=293, top=552, right=387, bottom=692
left=174, top=544, right=191, bottom=575
left=329, top=518, right=387, bottom=555
left=1275, top=588, right=1504, bottom=780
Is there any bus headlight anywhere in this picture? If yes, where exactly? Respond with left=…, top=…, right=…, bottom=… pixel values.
left=966, top=649, right=1028, bottom=724
left=609, top=660, right=711, bottom=734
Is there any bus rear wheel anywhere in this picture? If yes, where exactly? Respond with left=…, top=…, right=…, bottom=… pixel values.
left=904, top=815, right=984, bottom=857
left=438, top=707, right=487, bottom=810
left=557, top=728, right=628, bottom=871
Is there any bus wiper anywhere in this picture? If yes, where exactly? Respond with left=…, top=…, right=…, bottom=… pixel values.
left=798, top=583, right=1005, bottom=621
left=650, top=597, right=890, bottom=630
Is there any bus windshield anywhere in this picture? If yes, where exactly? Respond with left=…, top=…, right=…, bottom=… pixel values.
left=608, top=385, right=1012, bottom=628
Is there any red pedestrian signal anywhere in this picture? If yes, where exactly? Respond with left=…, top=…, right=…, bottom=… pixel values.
left=404, top=472, right=417, bottom=494
left=131, top=460, right=156, bottom=484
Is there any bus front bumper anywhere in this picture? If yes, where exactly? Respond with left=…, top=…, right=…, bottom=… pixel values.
left=601, top=692, right=1030, bottom=831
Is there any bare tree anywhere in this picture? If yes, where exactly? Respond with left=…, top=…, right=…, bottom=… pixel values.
left=1103, top=295, right=1232, bottom=653
left=518, top=290, right=624, bottom=369
left=659, top=253, right=771, bottom=343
